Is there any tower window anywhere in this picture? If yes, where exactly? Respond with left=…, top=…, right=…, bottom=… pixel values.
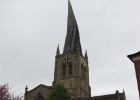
left=81, top=64, right=86, bottom=80
left=62, top=65, right=66, bottom=76
left=69, top=64, right=72, bottom=75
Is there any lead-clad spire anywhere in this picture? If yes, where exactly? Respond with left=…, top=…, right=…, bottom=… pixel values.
left=63, top=0, right=82, bottom=54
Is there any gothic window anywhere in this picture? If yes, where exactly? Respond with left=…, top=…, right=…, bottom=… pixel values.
left=34, top=93, right=44, bottom=100
left=83, top=68, right=86, bottom=80
left=69, top=64, right=72, bottom=75
left=62, top=65, right=66, bottom=76
left=81, top=64, right=86, bottom=80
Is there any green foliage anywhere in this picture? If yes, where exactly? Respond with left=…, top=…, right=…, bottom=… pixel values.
left=47, top=84, right=71, bottom=100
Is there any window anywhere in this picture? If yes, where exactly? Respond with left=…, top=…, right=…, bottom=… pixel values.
left=69, top=64, right=72, bottom=75
left=34, top=93, right=44, bottom=100
left=81, top=64, right=86, bottom=80
left=62, top=65, right=66, bottom=76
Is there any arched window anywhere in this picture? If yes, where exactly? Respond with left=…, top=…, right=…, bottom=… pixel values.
left=34, top=93, right=44, bottom=100
left=84, top=68, right=86, bottom=80
left=69, top=64, right=72, bottom=75
left=81, top=64, right=86, bottom=80
left=62, top=65, right=66, bottom=76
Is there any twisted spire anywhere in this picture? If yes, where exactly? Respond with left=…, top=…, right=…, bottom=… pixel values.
left=63, top=0, right=82, bottom=54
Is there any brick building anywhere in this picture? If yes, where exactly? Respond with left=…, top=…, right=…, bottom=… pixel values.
left=24, top=0, right=126, bottom=100
left=128, top=51, right=140, bottom=99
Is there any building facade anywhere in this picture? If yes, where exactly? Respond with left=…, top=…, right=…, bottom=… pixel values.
left=24, top=1, right=126, bottom=100
left=128, top=51, right=140, bottom=99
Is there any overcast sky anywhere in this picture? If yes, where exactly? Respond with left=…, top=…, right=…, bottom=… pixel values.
left=0, top=0, right=140, bottom=100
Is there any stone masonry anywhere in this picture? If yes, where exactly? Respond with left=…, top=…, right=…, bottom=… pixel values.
left=24, top=0, right=126, bottom=100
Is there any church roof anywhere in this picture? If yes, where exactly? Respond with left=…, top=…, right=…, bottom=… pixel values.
left=63, top=0, right=82, bottom=54
left=26, top=84, right=54, bottom=95
left=74, top=91, right=125, bottom=100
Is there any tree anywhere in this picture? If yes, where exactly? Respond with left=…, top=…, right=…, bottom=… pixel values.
left=47, top=84, right=71, bottom=100
left=0, top=84, right=23, bottom=100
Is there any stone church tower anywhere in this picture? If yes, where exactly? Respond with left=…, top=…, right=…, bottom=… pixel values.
left=24, top=1, right=126, bottom=100
left=53, top=0, right=91, bottom=98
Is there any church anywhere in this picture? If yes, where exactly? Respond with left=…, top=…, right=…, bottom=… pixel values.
left=24, top=0, right=126, bottom=100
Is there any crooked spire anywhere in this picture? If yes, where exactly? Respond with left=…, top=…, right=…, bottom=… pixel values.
left=63, top=0, right=82, bottom=54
